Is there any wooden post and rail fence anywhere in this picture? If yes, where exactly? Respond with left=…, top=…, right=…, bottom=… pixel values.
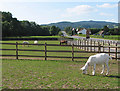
left=0, top=40, right=120, bottom=61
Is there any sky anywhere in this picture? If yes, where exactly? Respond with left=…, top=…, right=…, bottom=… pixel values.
left=0, top=0, right=119, bottom=24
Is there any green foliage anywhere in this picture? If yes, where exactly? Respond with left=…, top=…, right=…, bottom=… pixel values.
left=2, top=12, right=23, bottom=37
left=89, top=27, right=119, bottom=35
left=58, top=31, right=63, bottom=36
left=103, top=25, right=109, bottom=34
left=89, top=28, right=101, bottom=34
left=64, top=26, right=72, bottom=35
left=47, top=21, right=118, bottom=30
left=2, top=11, right=119, bottom=37
left=64, top=26, right=72, bottom=33
left=49, top=26, right=61, bottom=35
left=2, top=11, right=61, bottom=37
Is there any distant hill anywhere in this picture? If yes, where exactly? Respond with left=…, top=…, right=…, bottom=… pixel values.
left=42, top=21, right=118, bottom=30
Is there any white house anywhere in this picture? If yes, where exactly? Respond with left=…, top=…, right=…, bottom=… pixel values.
left=77, top=28, right=91, bottom=38
left=77, top=28, right=88, bottom=35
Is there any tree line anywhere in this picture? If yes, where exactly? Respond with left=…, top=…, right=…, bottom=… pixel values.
left=2, top=11, right=61, bottom=37
left=1, top=11, right=119, bottom=37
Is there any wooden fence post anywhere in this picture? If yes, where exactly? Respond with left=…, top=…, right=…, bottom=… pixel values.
left=98, top=42, right=101, bottom=53
left=16, top=42, right=18, bottom=59
left=45, top=42, right=47, bottom=60
left=77, top=40, right=78, bottom=49
left=84, top=39, right=86, bottom=51
left=87, top=40, right=89, bottom=51
left=80, top=39, right=81, bottom=49
left=72, top=44, right=74, bottom=61
left=103, top=41, right=104, bottom=52
left=94, top=41, right=95, bottom=52
left=115, top=43, right=117, bottom=60
left=81, top=39, right=82, bottom=49
left=82, top=39, right=83, bottom=49
left=108, top=42, right=110, bottom=56
left=90, top=40, right=92, bottom=52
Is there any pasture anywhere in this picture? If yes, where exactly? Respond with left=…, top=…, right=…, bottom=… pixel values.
left=90, top=35, right=120, bottom=40
left=3, top=36, right=61, bottom=39
left=1, top=40, right=120, bottom=89
left=78, top=34, right=120, bottom=40
left=2, top=59, right=119, bottom=89
left=1, top=40, right=96, bottom=61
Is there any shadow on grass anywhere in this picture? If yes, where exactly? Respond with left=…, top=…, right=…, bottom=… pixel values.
left=88, top=74, right=120, bottom=78
left=2, top=58, right=87, bottom=63
left=105, top=75, right=120, bottom=78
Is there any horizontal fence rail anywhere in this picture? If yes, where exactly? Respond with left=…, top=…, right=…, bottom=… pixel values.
left=1, top=41, right=120, bottom=61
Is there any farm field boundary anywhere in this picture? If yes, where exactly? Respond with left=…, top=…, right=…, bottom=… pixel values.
left=0, top=42, right=120, bottom=61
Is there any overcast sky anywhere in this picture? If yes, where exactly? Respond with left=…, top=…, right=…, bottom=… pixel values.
left=0, top=0, right=119, bottom=24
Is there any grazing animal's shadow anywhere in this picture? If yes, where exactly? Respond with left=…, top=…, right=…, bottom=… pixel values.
left=88, top=74, right=120, bottom=78
left=105, top=75, right=120, bottom=78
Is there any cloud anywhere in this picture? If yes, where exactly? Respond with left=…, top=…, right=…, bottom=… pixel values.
left=100, top=13, right=113, bottom=16
left=105, top=19, right=117, bottom=23
left=97, top=3, right=118, bottom=8
left=67, top=5, right=95, bottom=14
left=62, top=5, right=97, bottom=17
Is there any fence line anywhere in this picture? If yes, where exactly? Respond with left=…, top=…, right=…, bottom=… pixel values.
left=67, top=39, right=120, bottom=60
left=1, top=41, right=120, bottom=61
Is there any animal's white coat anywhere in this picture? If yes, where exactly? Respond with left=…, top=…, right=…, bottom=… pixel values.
left=81, top=53, right=112, bottom=75
left=23, top=41, right=29, bottom=47
left=34, top=40, right=38, bottom=44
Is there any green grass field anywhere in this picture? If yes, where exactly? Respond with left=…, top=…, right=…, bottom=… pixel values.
left=90, top=35, right=120, bottom=40
left=2, top=59, right=119, bottom=89
left=3, top=36, right=61, bottom=38
left=1, top=40, right=119, bottom=89
left=1, top=40, right=95, bottom=61
left=78, top=34, right=120, bottom=40
left=4, top=34, right=120, bottom=40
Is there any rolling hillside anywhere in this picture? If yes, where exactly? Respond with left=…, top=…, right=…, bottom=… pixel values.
left=42, top=21, right=118, bottom=30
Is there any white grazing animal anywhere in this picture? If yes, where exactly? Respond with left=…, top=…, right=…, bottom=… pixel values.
left=34, top=40, right=38, bottom=44
left=81, top=53, right=112, bottom=75
left=23, top=41, right=29, bottom=47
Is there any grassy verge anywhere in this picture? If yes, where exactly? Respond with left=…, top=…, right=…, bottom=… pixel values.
left=2, top=59, right=119, bottom=89
left=90, top=35, right=119, bottom=40
left=78, top=34, right=119, bottom=40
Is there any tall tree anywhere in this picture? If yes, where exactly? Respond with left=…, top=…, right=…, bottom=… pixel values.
left=64, top=26, right=72, bottom=35
left=49, top=26, right=61, bottom=35
left=103, top=26, right=109, bottom=34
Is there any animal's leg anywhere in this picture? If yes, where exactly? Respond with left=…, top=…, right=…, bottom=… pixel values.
left=85, top=70, right=87, bottom=74
left=101, top=64, right=105, bottom=74
left=106, top=62, right=109, bottom=75
left=92, top=64, right=96, bottom=75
